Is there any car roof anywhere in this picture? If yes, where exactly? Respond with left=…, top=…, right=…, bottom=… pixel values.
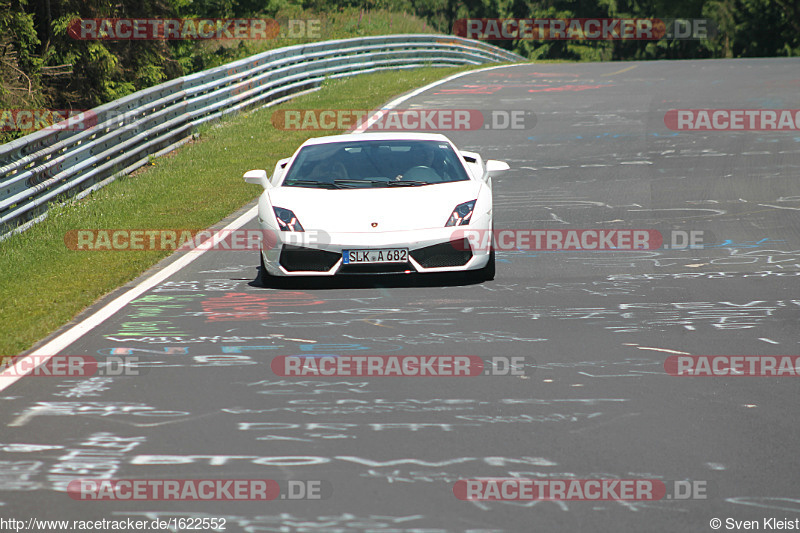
left=300, top=132, right=453, bottom=147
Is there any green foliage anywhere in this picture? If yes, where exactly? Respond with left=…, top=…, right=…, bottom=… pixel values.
left=405, top=0, right=798, bottom=61
left=0, top=0, right=45, bottom=142
left=0, top=0, right=435, bottom=131
left=0, top=0, right=797, bottom=140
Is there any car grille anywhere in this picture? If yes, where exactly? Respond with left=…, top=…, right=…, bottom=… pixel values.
left=338, top=263, right=415, bottom=274
left=279, top=245, right=340, bottom=272
left=411, top=239, right=473, bottom=268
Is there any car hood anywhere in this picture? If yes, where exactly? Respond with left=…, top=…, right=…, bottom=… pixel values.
left=268, top=180, right=482, bottom=233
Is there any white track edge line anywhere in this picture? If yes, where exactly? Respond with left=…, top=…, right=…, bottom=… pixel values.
left=0, top=205, right=258, bottom=391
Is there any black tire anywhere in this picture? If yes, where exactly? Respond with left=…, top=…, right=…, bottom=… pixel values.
left=467, top=237, right=495, bottom=282
left=477, top=245, right=495, bottom=281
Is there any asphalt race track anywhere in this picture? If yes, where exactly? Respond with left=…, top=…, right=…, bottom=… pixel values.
left=3, top=58, right=800, bottom=532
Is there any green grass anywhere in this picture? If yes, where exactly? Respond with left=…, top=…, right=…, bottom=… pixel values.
left=0, top=64, right=489, bottom=357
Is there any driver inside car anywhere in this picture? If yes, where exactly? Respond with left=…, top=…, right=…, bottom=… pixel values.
left=396, top=144, right=439, bottom=181
left=307, top=160, right=348, bottom=182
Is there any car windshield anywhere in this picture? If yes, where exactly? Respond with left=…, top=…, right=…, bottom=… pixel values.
left=281, top=140, right=471, bottom=188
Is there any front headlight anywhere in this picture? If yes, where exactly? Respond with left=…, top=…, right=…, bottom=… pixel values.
left=445, top=200, right=476, bottom=227
left=273, top=207, right=304, bottom=231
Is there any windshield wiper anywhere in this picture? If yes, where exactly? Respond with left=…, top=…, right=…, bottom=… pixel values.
left=385, top=180, right=429, bottom=187
left=333, top=179, right=409, bottom=188
left=332, top=179, right=376, bottom=188
left=327, top=179, right=430, bottom=188
left=285, top=180, right=342, bottom=189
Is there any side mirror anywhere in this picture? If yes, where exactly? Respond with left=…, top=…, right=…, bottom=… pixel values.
left=243, top=169, right=271, bottom=189
left=485, top=160, right=510, bottom=176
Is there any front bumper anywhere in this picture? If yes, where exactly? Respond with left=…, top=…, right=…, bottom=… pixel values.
left=261, top=228, right=490, bottom=276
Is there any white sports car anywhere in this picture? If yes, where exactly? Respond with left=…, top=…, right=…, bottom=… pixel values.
left=243, top=132, right=509, bottom=283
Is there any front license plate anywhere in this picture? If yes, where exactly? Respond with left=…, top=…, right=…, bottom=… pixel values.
left=342, top=248, right=408, bottom=264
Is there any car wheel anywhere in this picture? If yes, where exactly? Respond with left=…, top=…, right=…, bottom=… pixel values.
left=478, top=245, right=496, bottom=281
left=468, top=237, right=495, bottom=282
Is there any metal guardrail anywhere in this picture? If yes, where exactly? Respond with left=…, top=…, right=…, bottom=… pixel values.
left=0, top=34, right=523, bottom=238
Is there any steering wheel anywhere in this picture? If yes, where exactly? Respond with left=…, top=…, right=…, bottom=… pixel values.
left=396, top=165, right=437, bottom=181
